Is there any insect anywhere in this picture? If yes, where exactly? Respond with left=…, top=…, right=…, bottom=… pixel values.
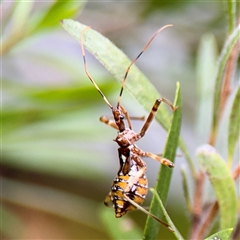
left=80, top=25, right=177, bottom=230
left=104, top=147, right=174, bottom=231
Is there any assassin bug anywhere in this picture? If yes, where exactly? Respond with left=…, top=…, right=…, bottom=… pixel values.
left=80, top=25, right=177, bottom=230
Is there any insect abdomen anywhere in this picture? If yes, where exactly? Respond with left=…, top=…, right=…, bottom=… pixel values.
left=107, top=172, right=148, bottom=218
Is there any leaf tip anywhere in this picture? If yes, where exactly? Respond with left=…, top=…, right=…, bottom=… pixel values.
left=196, top=144, right=216, bottom=157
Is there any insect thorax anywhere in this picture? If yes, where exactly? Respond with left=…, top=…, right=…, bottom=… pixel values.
left=115, top=128, right=140, bottom=147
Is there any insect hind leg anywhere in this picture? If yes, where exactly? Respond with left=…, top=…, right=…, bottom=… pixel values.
left=121, top=165, right=174, bottom=231
left=123, top=193, right=174, bottom=232
left=124, top=166, right=147, bottom=193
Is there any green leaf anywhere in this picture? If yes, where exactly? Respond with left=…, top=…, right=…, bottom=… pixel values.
left=181, top=167, right=191, bottom=212
left=2, top=81, right=116, bottom=179
left=30, top=1, right=84, bottom=33
left=10, top=0, right=34, bottom=32
left=2, top=108, right=113, bottom=180
left=61, top=19, right=173, bottom=130
left=197, top=145, right=237, bottom=230
left=143, top=82, right=182, bottom=239
left=2, top=82, right=116, bottom=138
left=179, top=138, right=196, bottom=178
left=211, top=24, right=240, bottom=142
left=150, top=188, right=184, bottom=240
left=228, top=86, right=240, bottom=166
left=99, top=207, right=142, bottom=239
left=1, top=1, right=34, bottom=54
left=61, top=19, right=194, bottom=174
left=204, top=228, right=233, bottom=240
left=1, top=2, right=84, bottom=54
left=196, top=33, right=218, bottom=144
left=227, top=0, right=236, bottom=34
left=2, top=75, right=117, bottom=180
left=2, top=178, right=102, bottom=232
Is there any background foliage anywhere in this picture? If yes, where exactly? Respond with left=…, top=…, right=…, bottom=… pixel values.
left=1, top=1, right=239, bottom=239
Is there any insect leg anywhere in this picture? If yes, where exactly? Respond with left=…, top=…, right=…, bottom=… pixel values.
left=118, top=105, right=133, bottom=129
left=121, top=165, right=174, bottom=231
left=138, top=98, right=177, bottom=139
left=129, top=116, right=145, bottom=121
left=123, top=194, right=174, bottom=232
left=131, top=153, right=147, bottom=169
left=144, top=152, right=174, bottom=168
left=100, top=114, right=145, bottom=130
left=123, top=166, right=147, bottom=193
left=133, top=146, right=174, bottom=168
left=100, top=116, right=119, bottom=130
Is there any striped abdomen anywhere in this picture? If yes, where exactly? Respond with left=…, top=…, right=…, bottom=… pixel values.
left=104, top=160, right=148, bottom=218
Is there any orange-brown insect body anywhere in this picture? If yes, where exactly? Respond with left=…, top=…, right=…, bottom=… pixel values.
left=104, top=157, right=148, bottom=218
left=80, top=25, right=176, bottom=231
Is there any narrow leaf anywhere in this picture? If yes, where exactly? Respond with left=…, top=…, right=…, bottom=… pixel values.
left=30, top=2, right=84, bottom=33
left=197, top=145, right=237, bottom=230
left=150, top=188, right=185, bottom=240
left=179, top=138, right=196, bottom=178
left=61, top=19, right=173, bottom=130
left=143, top=82, right=182, bottom=239
left=10, top=0, right=34, bottom=31
left=196, top=33, right=217, bottom=144
left=1, top=1, right=34, bottom=54
left=2, top=178, right=102, bottom=231
left=204, top=228, right=233, bottom=240
left=61, top=19, right=194, bottom=176
left=211, top=24, right=240, bottom=143
left=228, top=86, right=240, bottom=166
left=227, top=0, right=236, bottom=34
left=181, top=166, right=192, bottom=212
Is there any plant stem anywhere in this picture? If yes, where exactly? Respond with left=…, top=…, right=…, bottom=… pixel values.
left=195, top=201, right=219, bottom=240
left=191, top=163, right=240, bottom=239
left=190, top=171, right=205, bottom=240
left=219, top=41, right=239, bottom=120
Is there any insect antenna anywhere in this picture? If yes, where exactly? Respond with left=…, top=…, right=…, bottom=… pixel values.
left=80, top=26, right=113, bottom=109
left=117, top=24, right=173, bottom=107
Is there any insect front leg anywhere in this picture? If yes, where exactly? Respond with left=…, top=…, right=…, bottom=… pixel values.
left=100, top=116, right=119, bottom=130
left=100, top=113, right=144, bottom=132
left=119, top=105, right=145, bottom=129
left=100, top=107, right=145, bottom=131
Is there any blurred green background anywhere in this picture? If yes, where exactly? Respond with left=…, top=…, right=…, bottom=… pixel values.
left=1, top=1, right=239, bottom=239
